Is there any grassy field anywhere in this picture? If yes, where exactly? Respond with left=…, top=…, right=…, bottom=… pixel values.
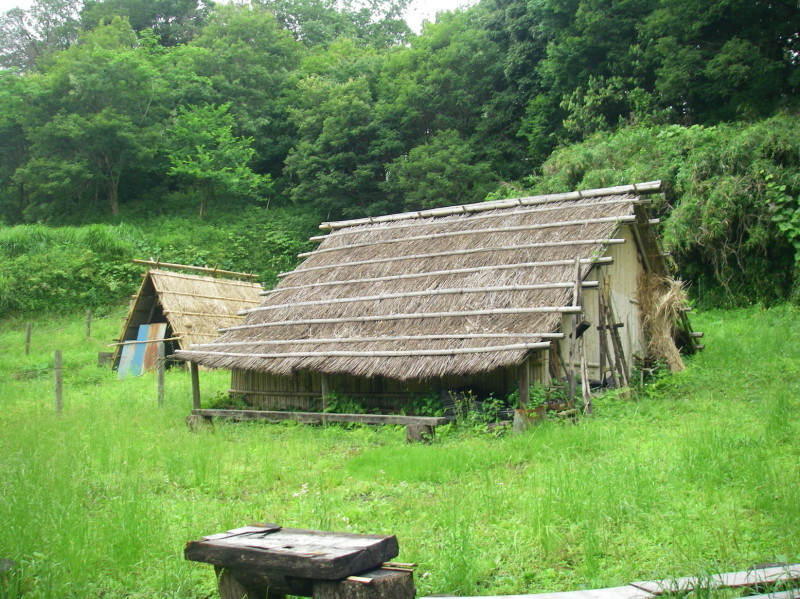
left=0, top=305, right=798, bottom=598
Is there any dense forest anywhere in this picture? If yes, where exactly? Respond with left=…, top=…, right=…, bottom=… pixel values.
left=0, top=0, right=799, bottom=314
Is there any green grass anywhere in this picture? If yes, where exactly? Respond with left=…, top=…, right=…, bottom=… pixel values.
left=0, top=305, right=798, bottom=598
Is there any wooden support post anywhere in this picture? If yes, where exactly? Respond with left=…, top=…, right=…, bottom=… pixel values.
left=157, top=342, right=165, bottom=406
left=567, top=258, right=581, bottom=407
left=54, top=350, right=63, bottom=415
left=85, top=310, right=92, bottom=339
left=320, top=373, right=330, bottom=412
left=215, top=566, right=280, bottom=599
left=518, top=354, right=530, bottom=408
left=313, top=569, right=414, bottom=599
left=190, top=361, right=201, bottom=410
left=25, top=323, right=31, bottom=356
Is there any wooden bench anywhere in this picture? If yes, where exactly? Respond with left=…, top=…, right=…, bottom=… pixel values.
left=190, top=409, right=450, bottom=442
left=185, top=524, right=415, bottom=599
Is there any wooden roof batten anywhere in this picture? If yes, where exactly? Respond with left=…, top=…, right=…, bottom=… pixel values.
left=175, top=181, right=666, bottom=380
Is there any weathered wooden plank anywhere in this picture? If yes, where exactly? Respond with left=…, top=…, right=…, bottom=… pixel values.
left=185, top=527, right=399, bottom=581
left=630, top=565, right=800, bottom=595
left=426, top=585, right=653, bottom=599
left=192, top=409, right=449, bottom=427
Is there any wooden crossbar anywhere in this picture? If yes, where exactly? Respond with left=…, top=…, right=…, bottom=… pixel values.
left=271, top=257, right=613, bottom=292
left=191, top=333, right=564, bottom=349
left=244, top=282, right=597, bottom=315
left=303, top=216, right=636, bottom=256
left=219, top=306, right=581, bottom=333
left=180, top=341, right=551, bottom=359
left=281, top=239, right=625, bottom=278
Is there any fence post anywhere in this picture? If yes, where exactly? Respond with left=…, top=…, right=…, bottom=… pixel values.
left=25, top=323, right=31, bottom=356
left=85, top=310, right=92, bottom=339
left=158, top=343, right=165, bottom=406
left=190, top=362, right=201, bottom=410
left=54, top=350, right=63, bottom=415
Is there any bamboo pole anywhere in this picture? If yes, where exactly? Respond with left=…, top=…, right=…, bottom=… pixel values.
left=283, top=239, right=625, bottom=278
left=179, top=341, right=552, bottom=360
left=54, top=350, right=63, bottom=415
left=108, top=336, right=183, bottom=347
left=303, top=215, right=637, bottom=257
left=319, top=181, right=662, bottom=230
left=133, top=259, right=259, bottom=280
left=271, top=257, right=613, bottom=290
left=192, top=332, right=565, bottom=349
left=245, top=282, right=600, bottom=315
left=311, top=198, right=652, bottom=242
left=149, top=270, right=262, bottom=288
left=221, top=306, right=582, bottom=333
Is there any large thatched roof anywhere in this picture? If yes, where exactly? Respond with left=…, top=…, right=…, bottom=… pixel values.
left=114, top=269, right=263, bottom=365
left=177, top=181, right=663, bottom=379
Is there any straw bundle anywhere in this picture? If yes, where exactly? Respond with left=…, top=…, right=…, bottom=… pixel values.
left=177, top=187, right=661, bottom=380
left=637, top=272, right=688, bottom=372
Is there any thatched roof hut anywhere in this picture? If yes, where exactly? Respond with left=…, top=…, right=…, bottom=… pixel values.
left=113, top=264, right=263, bottom=375
left=177, top=181, right=698, bottom=411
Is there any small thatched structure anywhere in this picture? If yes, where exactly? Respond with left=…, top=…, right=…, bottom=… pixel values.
left=177, top=181, right=700, bottom=411
left=113, top=264, right=263, bottom=374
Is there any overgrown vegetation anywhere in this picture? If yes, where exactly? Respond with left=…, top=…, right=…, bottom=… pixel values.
left=1, top=0, right=798, bottom=312
left=0, top=305, right=797, bottom=598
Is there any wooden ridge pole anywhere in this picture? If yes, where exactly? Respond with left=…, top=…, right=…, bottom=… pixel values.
left=133, top=259, right=259, bottom=280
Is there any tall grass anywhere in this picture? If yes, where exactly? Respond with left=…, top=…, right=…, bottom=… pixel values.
left=0, top=306, right=798, bottom=598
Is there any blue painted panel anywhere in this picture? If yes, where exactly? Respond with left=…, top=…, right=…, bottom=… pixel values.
left=118, top=324, right=151, bottom=379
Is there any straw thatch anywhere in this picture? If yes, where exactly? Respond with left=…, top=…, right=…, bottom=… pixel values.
left=177, top=182, right=666, bottom=380
left=113, top=269, right=263, bottom=366
left=638, top=272, right=688, bottom=372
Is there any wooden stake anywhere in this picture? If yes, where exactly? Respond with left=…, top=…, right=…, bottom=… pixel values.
left=54, top=350, right=63, bottom=415
left=518, top=355, right=530, bottom=407
left=25, top=323, right=31, bottom=356
left=157, top=343, right=165, bottom=406
left=320, top=373, right=330, bottom=412
left=190, top=362, right=201, bottom=410
left=85, top=310, right=92, bottom=339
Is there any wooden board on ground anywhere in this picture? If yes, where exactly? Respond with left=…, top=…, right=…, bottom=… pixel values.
left=630, top=564, right=800, bottom=595
left=185, top=525, right=399, bottom=581
left=193, top=409, right=449, bottom=427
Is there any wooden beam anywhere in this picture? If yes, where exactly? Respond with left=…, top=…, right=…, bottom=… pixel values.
left=319, top=181, right=662, bottom=230
left=311, top=199, right=650, bottom=242
left=190, top=362, right=201, bottom=410
left=245, top=282, right=599, bottom=315
left=133, top=259, right=259, bottom=280
left=108, top=336, right=183, bottom=347
left=303, top=216, right=636, bottom=256
left=193, top=409, right=449, bottom=426
left=180, top=341, right=552, bottom=360
left=192, top=333, right=565, bottom=349
left=220, top=307, right=581, bottom=332
left=281, top=239, right=625, bottom=278
left=272, top=257, right=613, bottom=290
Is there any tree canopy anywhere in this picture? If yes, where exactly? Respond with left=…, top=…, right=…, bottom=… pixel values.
left=0, top=0, right=798, bottom=304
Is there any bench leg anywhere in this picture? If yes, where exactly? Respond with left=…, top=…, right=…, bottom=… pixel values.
left=215, top=567, right=286, bottom=599
left=313, top=570, right=414, bottom=599
left=406, top=424, right=434, bottom=443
